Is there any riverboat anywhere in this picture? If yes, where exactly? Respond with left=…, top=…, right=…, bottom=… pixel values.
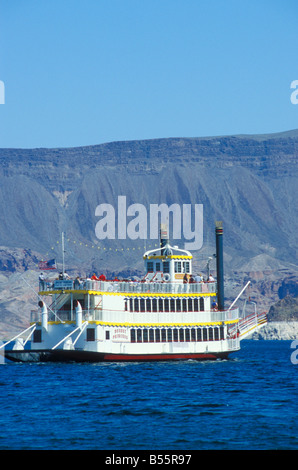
left=2, top=222, right=267, bottom=362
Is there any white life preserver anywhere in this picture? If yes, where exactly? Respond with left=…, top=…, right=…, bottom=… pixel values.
left=163, top=273, right=171, bottom=282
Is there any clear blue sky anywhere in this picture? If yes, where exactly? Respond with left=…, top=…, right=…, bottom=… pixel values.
left=0, top=0, right=298, bottom=148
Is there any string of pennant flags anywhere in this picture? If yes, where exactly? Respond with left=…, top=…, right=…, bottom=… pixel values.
left=37, top=237, right=161, bottom=270
left=52, top=237, right=160, bottom=252
left=58, top=240, right=215, bottom=253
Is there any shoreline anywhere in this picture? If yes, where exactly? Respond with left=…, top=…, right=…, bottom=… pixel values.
left=248, top=321, right=298, bottom=340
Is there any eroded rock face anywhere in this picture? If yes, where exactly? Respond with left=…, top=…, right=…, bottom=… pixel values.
left=250, top=322, right=298, bottom=340
left=267, top=296, right=298, bottom=322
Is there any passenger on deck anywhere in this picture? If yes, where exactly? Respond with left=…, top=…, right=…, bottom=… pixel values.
left=208, top=274, right=215, bottom=282
left=98, top=274, right=106, bottom=281
left=194, top=274, right=203, bottom=283
left=59, top=272, right=70, bottom=280
left=189, top=275, right=195, bottom=284
left=91, top=273, right=99, bottom=280
left=183, top=273, right=188, bottom=283
left=39, top=273, right=45, bottom=290
left=74, top=276, right=82, bottom=289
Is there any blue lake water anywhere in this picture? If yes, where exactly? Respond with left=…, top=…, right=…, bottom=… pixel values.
left=0, top=340, right=297, bottom=451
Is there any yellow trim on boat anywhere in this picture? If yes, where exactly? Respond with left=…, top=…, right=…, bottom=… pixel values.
left=39, top=290, right=216, bottom=298
left=45, top=319, right=238, bottom=327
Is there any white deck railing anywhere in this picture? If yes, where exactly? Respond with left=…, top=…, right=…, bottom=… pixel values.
left=39, top=279, right=217, bottom=295
left=31, top=306, right=239, bottom=325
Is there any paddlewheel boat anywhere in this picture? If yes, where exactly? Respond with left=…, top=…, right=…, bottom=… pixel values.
left=2, top=222, right=267, bottom=362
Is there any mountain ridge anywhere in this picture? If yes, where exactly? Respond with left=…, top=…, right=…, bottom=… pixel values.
left=2, top=127, right=298, bottom=151
left=0, top=128, right=297, bottom=264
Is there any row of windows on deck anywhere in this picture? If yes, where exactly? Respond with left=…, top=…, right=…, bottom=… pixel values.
left=130, top=326, right=224, bottom=343
left=147, top=261, right=190, bottom=273
left=33, top=326, right=224, bottom=344
left=126, top=297, right=205, bottom=313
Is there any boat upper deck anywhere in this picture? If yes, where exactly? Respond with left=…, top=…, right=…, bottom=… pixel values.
left=39, top=278, right=217, bottom=296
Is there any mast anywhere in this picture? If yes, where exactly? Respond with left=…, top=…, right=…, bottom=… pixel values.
left=62, top=232, right=65, bottom=276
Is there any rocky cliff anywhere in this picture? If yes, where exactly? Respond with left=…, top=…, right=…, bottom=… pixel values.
left=250, top=322, right=298, bottom=340
left=0, top=129, right=297, bottom=335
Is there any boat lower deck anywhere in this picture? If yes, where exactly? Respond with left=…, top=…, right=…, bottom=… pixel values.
left=4, top=348, right=230, bottom=363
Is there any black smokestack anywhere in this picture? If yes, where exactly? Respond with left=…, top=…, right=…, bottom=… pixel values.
left=215, top=221, right=224, bottom=311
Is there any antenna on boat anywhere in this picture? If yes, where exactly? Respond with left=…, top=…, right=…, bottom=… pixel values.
left=62, top=232, right=65, bottom=276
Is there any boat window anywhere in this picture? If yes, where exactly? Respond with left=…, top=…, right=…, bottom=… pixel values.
left=170, top=299, right=175, bottom=312
left=182, top=299, right=187, bottom=312
left=129, top=298, right=133, bottom=311
left=191, top=328, right=196, bottom=341
left=173, top=329, right=179, bottom=342
left=143, top=329, right=148, bottom=342
left=209, top=328, right=213, bottom=341
left=193, top=299, right=198, bottom=311
left=185, top=329, right=190, bottom=342
left=87, top=328, right=95, bottom=341
left=197, top=328, right=202, bottom=341
left=134, top=298, right=139, bottom=312
left=137, top=329, right=142, bottom=342
left=203, top=328, right=208, bottom=341
left=33, top=329, right=42, bottom=343
left=152, top=298, right=157, bottom=312
left=146, top=298, right=151, bottom=312
left=140, top=298, right=145, bottom=312
left=168, top=329, right=172, bottom=342
left=179, top=329, right=184, bottom=342
left=158, top=298, right=164, bottom=312
left=161, top=329, right=167, bottom=342
left=220, top=326, right=225, bottom=340
left=131, top=329, right=136, bottom=343
left=183, top=261, right=190, bottom=273
left=155, top=329, right=160, bottom=343
left=214, top=327, right=219, bottom=341
left=175, top=261, right=181, bottom=273
left=200, top=297, right=204, bottom=311
left=163, top=262, right=170, bottom=273
left=147, top=261, right=154, bottom=272
left=188, top=298, right=193, bottom=312
left=105, top=330, right=110, bottom=341
left=156, top=262, right=161, bottom=271
left=164, top=299, right=169, bottom=312
left=149, top=329, right=154, bottom=342
left=176, top=299, right=181, bottom=312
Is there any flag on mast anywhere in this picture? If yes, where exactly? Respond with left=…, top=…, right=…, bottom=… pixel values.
left=38, top=259, right=57, bottom=270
